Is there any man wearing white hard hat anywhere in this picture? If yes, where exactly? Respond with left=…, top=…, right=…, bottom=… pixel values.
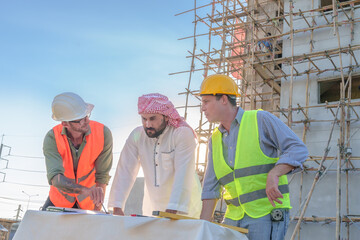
left=42, top=92, right=113, bottom=211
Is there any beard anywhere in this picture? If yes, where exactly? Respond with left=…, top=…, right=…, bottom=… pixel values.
left=144, top=118, right=167, bottom=138
left=68, top=122, right=90, bottom=134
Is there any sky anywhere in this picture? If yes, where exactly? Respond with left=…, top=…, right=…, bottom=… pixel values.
left=0, top=0, right=206, bottom=219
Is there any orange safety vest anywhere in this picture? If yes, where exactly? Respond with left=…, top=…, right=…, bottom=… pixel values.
left=49, top=121, right=104, bottom=210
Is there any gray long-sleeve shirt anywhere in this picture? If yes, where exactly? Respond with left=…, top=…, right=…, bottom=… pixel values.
left=201, top=108, right=309, bottom=200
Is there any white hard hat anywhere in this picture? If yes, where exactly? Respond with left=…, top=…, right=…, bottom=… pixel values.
left=51, top=92, right=94, bottom=121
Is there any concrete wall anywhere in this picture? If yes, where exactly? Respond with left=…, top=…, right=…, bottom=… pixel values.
left=282, top=0, right=360, bottom=239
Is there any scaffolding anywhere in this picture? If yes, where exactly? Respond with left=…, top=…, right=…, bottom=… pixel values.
left=174, top=0, right=360, bottom=239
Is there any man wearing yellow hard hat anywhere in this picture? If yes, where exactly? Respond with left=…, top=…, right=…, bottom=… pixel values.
left=42, top=92, right=113, bottom=211
left=199, top=74, right=308, bottom=240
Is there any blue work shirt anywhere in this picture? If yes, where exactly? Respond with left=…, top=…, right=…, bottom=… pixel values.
left=258, top=40, right=272, bottom=51
left=201, top=108, right=309, bottom=200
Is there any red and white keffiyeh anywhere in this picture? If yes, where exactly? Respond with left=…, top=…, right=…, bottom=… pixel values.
left=138, top=93, right=195, bottom=136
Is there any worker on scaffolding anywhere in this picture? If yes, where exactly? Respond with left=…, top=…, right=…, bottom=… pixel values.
left=42, top=92, right=113, bottom=211
left=108, top=93, right=202, bottom=218
left=257, top=32, right=273, bottom=58
left=199, top=75, right=308, bottom=240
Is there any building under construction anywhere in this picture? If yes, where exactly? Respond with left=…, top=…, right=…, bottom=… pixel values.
left=175, top=0, right=360, bottom=239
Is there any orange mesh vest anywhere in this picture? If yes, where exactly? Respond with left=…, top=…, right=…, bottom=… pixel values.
left=49, top=121, right=104, bottom=210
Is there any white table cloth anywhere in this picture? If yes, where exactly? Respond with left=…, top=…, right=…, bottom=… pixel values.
left=13, top=210, right=248, bottom=240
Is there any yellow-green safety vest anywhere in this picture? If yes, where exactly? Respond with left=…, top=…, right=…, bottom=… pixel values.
left=212, top=110, right=291, bottom=220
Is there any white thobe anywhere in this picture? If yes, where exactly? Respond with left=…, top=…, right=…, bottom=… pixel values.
left=108, top=125, right=202, bottom=218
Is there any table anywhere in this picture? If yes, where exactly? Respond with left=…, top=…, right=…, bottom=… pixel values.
left=13, top=210, right=248, bottom=240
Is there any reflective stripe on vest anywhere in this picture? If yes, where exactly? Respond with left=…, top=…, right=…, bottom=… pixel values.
left=212, top=110, right=291, bottom=220
left=57, top=189, right=77, bottom=203
left=225, top=184, right=289, bottom=206
left=49, top=121, right=104, bottom=210
left=78, top=167, right=95, bottom=184
left=218, top=163, right=276, bottom=185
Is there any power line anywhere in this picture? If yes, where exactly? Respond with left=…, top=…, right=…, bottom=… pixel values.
left=7, top=154, right=44, bottom=159
left=0, top=196, right=43, bottom=203
left=3, top=181, right=48, bottom=188
left=0, top=200, right=21, bottom=205
left=2, top=168, right=46, bottom=173
left=1, top=134, right=43, bottom=138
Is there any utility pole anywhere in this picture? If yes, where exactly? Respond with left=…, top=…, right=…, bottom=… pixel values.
left=0, top=134, right=11, bottom=182
left=0, top=134, right=11, bottom=159
left=0, top=134, right=3, bottom=157
left=0, top=134, right=6, bottom=182
left=14, top=205, right=23, bottom=221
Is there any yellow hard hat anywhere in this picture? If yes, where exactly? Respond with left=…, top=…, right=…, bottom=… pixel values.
left=200, top=74, right=240, bottom=97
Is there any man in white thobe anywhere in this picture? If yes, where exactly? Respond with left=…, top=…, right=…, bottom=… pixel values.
left=108, top=93, right=202, bottom=218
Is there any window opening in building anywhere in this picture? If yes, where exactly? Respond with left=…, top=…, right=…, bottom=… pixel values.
left=318, top=75, right=360, bottom=103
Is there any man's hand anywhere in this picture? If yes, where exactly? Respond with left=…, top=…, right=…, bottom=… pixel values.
left=165, top=209, right=178, bottom=214
left=113, top=207, right=125, bottom=216
left=51, top=174, right=106, bottom=209
left=266, top=171, right=283, bottom=207
left=94, top=205, right=101, bottom=211
left=83, top=186, right=104, bottom=208
left=266, top=164, right=295, bottom=207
